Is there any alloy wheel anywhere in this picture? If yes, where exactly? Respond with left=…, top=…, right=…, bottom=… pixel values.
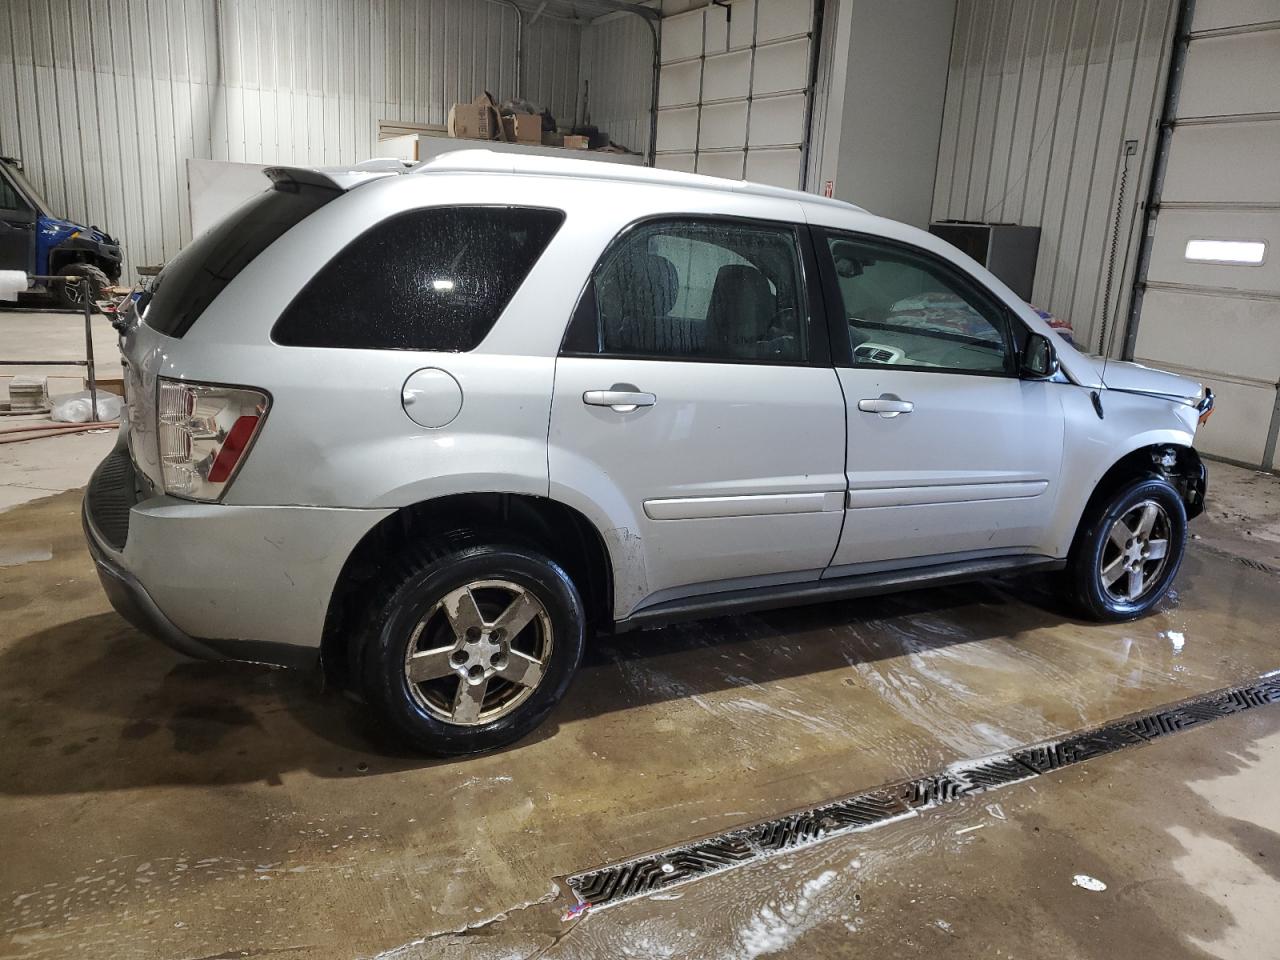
left=1099, top=499, right=1173, bottom=604
left=403, top=579, right=553, bottom=726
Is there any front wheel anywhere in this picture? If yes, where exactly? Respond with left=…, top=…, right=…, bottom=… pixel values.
left=1066, top=477, right=1188, bottom=622
left=55, top=264, right=111, bottom=309
left=361, top=540, right=585, bottom=756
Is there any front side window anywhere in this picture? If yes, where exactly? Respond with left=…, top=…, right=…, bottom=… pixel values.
left=0, top=172, right=30, bottom=213
left=273, top=206, right=564, bottom=351
left=564, top=218, right=809, bottom=363
left=825, top=234, right=1013, bottom=375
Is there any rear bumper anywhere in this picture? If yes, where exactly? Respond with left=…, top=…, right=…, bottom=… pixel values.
left=82, top=444, right=391, bottom=669
left=83, top=498, right=241, bottom=662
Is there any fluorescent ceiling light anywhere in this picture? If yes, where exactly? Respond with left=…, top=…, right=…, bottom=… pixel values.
left=431, top=278, right=455, bottom=291
left=1184, top=239, right=1266, bottom=265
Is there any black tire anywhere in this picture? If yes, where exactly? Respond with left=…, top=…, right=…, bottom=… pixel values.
left=55, top=264, right=111, bottom=309
left=361, top=539, right=585, bottom=756
left=1066, top=476, right=1187, bottom=622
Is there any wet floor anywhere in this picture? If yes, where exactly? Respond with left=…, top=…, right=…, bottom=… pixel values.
left=1, top=489, right=1279, bottom=959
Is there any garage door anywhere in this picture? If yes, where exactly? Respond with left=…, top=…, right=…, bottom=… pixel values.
left=1131, top=0, right=1280, bottom=469
left=653, top=0, right=815, bottom=189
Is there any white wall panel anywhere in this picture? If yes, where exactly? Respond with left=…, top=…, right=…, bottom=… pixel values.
left=749, top=93, right=806, bottom=146
left=1161, top=121, right=1280, bottom=204
left=655, top=151, right=697, bottom=173
left=756, top=0, right=811, bottom=42
left=696, top=151, right=745, bottom=179
left=661, top=10, right=705, bottom=62
left=701, top=51, right=752, bottom=102
left=1191, top=0, right=1280, bottom=31
left=752, top=38, right=809, bottom=95
left=659, top=60, right=702, bottom=108
left=745, top=146, right=801, bottom=189
left=1177, top=31, right=1280, bottom=118
left=699, top=101, right=749, bottom=149
left=580, top=11, right=655, bottom=155
left=656, top=105, right=700, bottom=152
left=0, top=0, right=580, bottom=280
left=933, top=0, right=1178, bottom=354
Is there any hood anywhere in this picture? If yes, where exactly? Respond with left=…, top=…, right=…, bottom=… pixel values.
left=1101, top=360, right=1203, bottom=404
left=39, top=215, right=107, bottom=244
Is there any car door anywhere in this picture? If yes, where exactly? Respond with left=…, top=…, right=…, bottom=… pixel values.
left=815, top=229, right=1065, bottom=571
left=0, top=168, right=36, bottom=274
left=549, top=215, right=847, bottom=616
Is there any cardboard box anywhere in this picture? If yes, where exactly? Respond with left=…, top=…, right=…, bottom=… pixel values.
left=448, top=95, right=496, bottom=141
left=541, top=131, right=564, bottom=148
left=563, top=135, right=589, bottom=150
left=502, top=113, right=542, bottom=144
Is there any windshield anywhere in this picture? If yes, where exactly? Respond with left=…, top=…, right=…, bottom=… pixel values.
left=2, top=162, right=54, bottom=217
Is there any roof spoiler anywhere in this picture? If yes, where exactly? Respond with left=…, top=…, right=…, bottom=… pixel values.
left=264, top=158, right=413, bottom=193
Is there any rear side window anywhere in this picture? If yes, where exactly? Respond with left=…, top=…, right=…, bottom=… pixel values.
left=272, top=206, right=564, bottom=351
left=562, top=217, right=810, bottom=364
left=142, top=184, right=337, bottom=338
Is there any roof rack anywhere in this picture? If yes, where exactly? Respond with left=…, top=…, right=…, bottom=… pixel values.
left=408, top=149, right=864, bottom=213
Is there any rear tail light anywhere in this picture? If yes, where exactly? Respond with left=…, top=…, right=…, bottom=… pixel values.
left=157, top=379, right=270, bottom=501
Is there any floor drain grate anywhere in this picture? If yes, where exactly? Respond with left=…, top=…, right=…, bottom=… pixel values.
left=567, top=671, right=1280, bottom=911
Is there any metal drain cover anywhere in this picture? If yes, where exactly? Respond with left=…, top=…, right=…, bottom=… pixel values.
left=567, top=671, right=1280, bottom=911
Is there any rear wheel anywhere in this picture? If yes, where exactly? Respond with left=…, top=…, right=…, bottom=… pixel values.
left=361, top=540, right=585, bottom=756
left=55, top=263, right=111, bottom=309
left=1066, top=477, right=1187, bottom=621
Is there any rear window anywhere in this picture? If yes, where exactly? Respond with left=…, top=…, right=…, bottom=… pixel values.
left=271, top=206, right=564, bottom=352
left=141, top=183, right=337, bottom=338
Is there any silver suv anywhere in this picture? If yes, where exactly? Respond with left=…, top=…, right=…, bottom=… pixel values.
left=84, top=151, right=1214, bottom=755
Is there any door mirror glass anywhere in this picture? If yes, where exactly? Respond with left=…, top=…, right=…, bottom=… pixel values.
left=1021, top=331, right=1059, bottom=379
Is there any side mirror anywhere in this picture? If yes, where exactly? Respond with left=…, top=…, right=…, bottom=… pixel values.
left=1021, top=331, right=1060, bottom=379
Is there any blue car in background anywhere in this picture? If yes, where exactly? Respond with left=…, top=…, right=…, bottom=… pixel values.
left=0, top=156, right=122, bottom=308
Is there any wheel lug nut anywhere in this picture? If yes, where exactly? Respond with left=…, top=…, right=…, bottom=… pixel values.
left=466, top=627, right=480, bottom=641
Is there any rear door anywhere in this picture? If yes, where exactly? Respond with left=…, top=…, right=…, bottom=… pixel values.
left=815, top=229, right=1065, bottom=570
left=549, top=215, right=847, bottom=613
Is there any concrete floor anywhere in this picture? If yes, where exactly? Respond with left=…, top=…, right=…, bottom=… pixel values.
left=2, top=307, right=1280, bottom=959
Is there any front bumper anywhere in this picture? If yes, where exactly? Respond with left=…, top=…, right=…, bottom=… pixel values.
left=83, top=444, right=391, bottom=669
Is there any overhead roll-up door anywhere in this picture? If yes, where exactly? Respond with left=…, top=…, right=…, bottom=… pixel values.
left=654, top=0, right=816, bottom=190
left=1131, top=0, right=1280, bottom=469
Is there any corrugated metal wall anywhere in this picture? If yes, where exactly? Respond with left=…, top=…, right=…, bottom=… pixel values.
left=0, top=0, right=581, bottom=279
left=932, top=0, right=1178, bottom=351
left=580, top=11, right=654, bottom=156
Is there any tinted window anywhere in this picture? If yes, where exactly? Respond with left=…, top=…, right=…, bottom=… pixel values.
left=142, top=183, right=337, bottom=338
left=0, top=172, right=30, bottom=212
left=564, top=218, right=808, bottom=363
left=826, top=235, right=1013, bottom=375
left=273, top=206, right=564, bottom=351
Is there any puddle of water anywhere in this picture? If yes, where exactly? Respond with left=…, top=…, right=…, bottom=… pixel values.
left=0, top=545, right=52, bottom=567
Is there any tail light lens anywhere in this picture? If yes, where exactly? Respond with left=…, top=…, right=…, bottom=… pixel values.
left=157, top=379, right=270, bottom=501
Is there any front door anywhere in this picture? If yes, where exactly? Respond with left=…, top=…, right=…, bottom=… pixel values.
left=816, top=230, right=1065, bottom=570
left=0, top=169, right=36, bottom=274
left=549, top=215, right=847, bottom=615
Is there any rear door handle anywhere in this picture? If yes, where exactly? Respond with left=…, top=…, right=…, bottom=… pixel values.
left=583, top=389, right=657, bottom=412
left=857, top=394, right=914, bottom=418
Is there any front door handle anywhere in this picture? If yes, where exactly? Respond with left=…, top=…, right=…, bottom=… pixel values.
left=583, top=388, right=657, bottom=413
left=858, top=394, right=914, bottom=418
